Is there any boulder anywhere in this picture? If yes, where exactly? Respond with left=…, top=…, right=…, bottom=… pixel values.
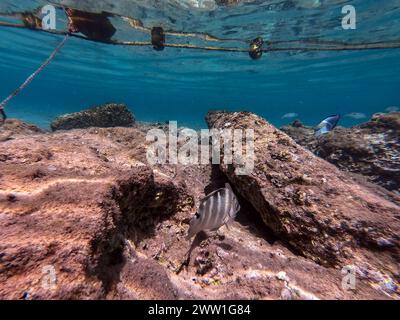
left=0, top=127, right=189, bottom=299
left=206, top=111, right=400, bottom=294
left=50, top=103, right=135, bottom=131
left=281, top=113, right=400, bottom=193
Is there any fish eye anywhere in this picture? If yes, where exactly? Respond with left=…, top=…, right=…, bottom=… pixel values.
left=195, top=213, right=200, bottom=219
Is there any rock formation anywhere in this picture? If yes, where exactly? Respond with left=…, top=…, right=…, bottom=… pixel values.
left=0, top=116, right=399, bottom=300
left=0, top=126, right=190, bottom=299
left=50, top=103, right=135, bottom=131
left=207, top=111, right=400, bottom=296
left=281, top=112, right=400, bottom=193
left=0, top=119, right=45, bottom=142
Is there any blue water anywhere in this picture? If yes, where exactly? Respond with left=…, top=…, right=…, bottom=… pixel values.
left=0, top=0, right=399, bottom=129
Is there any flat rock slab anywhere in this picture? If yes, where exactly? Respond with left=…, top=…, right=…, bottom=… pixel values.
left=207, top=111, right=400, bottom=297
left=50, top=103, right=135, bottom=131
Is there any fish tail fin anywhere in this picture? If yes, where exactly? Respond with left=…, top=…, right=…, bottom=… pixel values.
left=225, top=217, right=237, bottom=231
left=186, top=226, right=197, bottom=241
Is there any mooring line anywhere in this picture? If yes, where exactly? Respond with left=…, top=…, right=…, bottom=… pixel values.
left=0, top=20, right=400, bottom=123
left=0, top=33, right=69, bottom=120
left=1, top=22, right=400, bottom=53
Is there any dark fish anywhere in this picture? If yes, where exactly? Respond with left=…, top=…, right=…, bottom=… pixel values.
left=187, top=183, right=240, bottom=239
left=315, top=115, right=340, bottom=136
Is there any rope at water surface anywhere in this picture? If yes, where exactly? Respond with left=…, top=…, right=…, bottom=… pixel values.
left=0, top=33, right=69, bottom=121
left=1, top=21, right=400, bottom=55
left=1, top=19, right=400, bottom=123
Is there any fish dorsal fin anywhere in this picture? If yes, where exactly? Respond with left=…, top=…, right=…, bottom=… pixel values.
left=200, top=187, right=225, bottom=205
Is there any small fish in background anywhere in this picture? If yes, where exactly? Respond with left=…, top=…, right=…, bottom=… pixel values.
left=187, top=183, right=240, bottom=240
left=345, top=112, right=367, bottom=120
left=386, top=106, right=399, bottom=113
left=314, top=115, right=341, bottom=137
left=282, top=112, right=299, bottom=119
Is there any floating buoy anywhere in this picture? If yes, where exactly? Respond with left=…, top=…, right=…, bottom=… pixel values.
left=151, top=27, right=165, bottom=51
left=249, top=37, right=264, bottom=60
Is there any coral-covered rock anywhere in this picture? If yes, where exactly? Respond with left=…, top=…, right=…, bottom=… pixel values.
left=50, top=103, right=135, bottom=131
left=206, top=111, right=400, bottom=296
left=281, top=113, right=400, bottom=193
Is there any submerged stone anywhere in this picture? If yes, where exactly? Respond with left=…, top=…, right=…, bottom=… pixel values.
left=50, top=103, right=135, bottom=131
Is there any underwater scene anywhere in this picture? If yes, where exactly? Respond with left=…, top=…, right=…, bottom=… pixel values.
left=0, top=0, right=399, bottom=302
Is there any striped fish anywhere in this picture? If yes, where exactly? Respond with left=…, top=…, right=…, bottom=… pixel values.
left=315, top=115, right=341, bottom=137
left=187, top=183, right=240, bottom=240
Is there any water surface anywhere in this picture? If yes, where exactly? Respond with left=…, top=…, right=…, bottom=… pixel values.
left=0, top=0, right=399, bottom=129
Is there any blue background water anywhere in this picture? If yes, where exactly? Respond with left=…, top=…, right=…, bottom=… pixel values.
left=0, top=0, right=399, bottom=129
